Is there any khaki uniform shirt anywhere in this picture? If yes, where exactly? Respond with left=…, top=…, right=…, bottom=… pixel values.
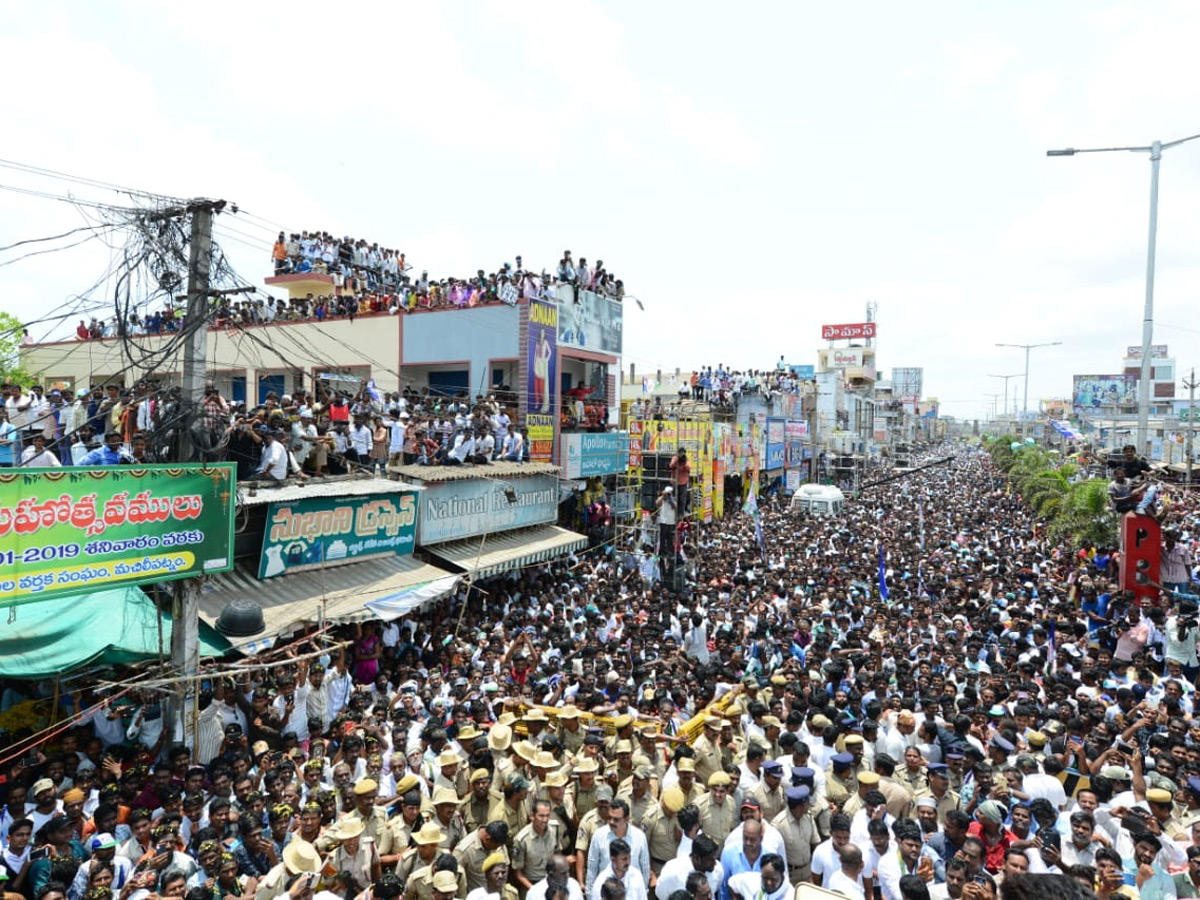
left=559, top=725, right=585, bottom=755
left=695, top=793, right=736, bottom=846
left=642, top=807, right=681, bottom=869
left=692, top=735, right=724, bottom=786
left=880, top=777, right=915, bottom=821
left=913, top=788, right=960, bottom=827
left=453, top=830, right=507, bottom=893
left=569, top=785, right=597, bottom=825
left=511, top=821, right=560, bottom=883
left=771, top=807, right=818, bottom=885
left=405, top=863, right=467, bottom=900
left=575, top=807, right=606, bottom=857
left=748, top=780, right=786, bottom=823
left=487, top=798, right=528, bottom=844
left=460, top=794, right=492, bottom=833
left=317, top=804, right=391, bottom=853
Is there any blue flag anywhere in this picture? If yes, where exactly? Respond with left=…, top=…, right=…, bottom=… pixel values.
left=878, top=543, right=889, bottom=601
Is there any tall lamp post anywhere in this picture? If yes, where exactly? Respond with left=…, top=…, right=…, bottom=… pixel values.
left=1047, top=133, right=1200, bottom=453
left=995, top=341, right=1062, bottom=435
left=987, top=373, right=1023, bottom=430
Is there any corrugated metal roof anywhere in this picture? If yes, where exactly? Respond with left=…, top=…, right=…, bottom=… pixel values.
left=237, top=477, right=424, bottom=507
left=198, top=554, right=455, bottom=643
left=425, top=525, right=587, bottom=580
left=387, top=461, right=560, bottom=483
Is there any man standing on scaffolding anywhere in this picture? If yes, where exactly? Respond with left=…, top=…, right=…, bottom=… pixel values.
left=655, top=486, right=677, bottom=581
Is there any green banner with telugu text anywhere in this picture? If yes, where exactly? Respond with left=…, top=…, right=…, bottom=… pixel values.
left=0, top=464, right=236, bottom=606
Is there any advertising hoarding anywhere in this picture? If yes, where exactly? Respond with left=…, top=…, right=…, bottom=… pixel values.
left=1072, top=374, right=1135, bottom=410
left=822, top=323, right=876, bottom=340
left=560, top=431, right=630, bottom=479
left=765, top=416, right=786, bottom=469
left=417, top=475, right=558, bottom=545
left=258, top=491, right=419, bottom=580
left=0, top=464, right=235, bottom=606
left=556, top=287, right=623, bottom=355
left=829, top=348, right=864, bottom=368
left=526, top=298, right=558, bottom=462
left=1126, top=345, right=1169, bottom=359
left=789, top=365, right=815, bottom=379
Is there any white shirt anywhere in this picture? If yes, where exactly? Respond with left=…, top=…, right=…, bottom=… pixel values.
left=349, top=424, right=373, bottom=456
left=527, top=878, right=584, bottom=900
left=828, top=870, right=866, bottom=900
left=20, top=447, right=60, bottom=467
left=811, top=839, right=844, bottom=888
left=257, top=441, right=289, bottom=479
left=655, top=856, right=723, bottom=900
left=589, top=865, right=647, bottom=900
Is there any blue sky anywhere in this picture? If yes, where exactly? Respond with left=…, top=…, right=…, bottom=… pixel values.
left=2, top=0, right=1200, bottom=420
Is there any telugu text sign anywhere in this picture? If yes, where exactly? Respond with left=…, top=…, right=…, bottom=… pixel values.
left=822, top=322, right=876, bottom=340
left=258, top=491, right=419, bottom=580
left=0, top=464, right=235, bottom=606
left=561, top=431, right=630, bottom=479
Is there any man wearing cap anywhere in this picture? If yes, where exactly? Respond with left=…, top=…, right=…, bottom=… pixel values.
left=426, top=869, right=464, bottom=900
left=824, top=754, right=856, bottom=811
left=514, top=800, right=565, bottom=894
left=675, top=758, right=703, bottom=806
left=254, top=838, right=321, bottom=900
left=642, top=786, right=685, bottom=876
left=27, top=779, right=61, bottom=837
left=616, top=767, right=654, bottom=831
left=914, top=764, right=960, bottom=828
left=396, top=822, right=445, bottom=887
left=557, top=708, right=585, bottom=756
left=429, top=787, right=467, bottom=851
left=693, top=719, right=725, bottom=787
left=569, top=759, right=600, bottom=827
left=696, top=773, right=737, bottom=847
left=771, top=787, right=817, bottom=885
left=70, top=833, right=132, bottom=899
left=467, top=852, right=518, bottom=900
left=747, top=762, right=786, bottom=823
left=317, top=778, right=391, bottom=857
left=574, top=787, right=613, bottom=886
left=461, top=770, right=495, bottom=832
left=490, top=775, right=532, bottom=840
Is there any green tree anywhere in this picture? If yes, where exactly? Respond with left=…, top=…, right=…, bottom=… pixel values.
left=0, top=311, right=37, bottom=387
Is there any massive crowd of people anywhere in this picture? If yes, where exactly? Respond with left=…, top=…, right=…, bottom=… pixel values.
left=3, top=442, right=1200, bottom=900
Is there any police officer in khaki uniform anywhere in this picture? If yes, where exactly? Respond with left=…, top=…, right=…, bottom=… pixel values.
left=824, top=753, right=855, bottom=811
left=695, top=772, right=737, bottom=846
left=453, top=821, right=510, bottom=893
left=573, top=785, right=613, bottom=886
left=406, top=866, right=465, bottom=900
left=318, top=778, right=391, bottom=854
left=427, top=787, right=466, bottom=851
left=747, top=760, right=786, bottom=823
left=511, top=799, right=562, bottom=893
left=643, top=785, right=685, bottom=875
left=461, top=770, right=494, bottom=832
left=557, top=707, right=585, bottom=755
left=396, top=822, right=443, bottom=886
left=771, top=786, right=818, bottom=886
left=568, top=758, right=600, bottom=826
left=913, top=763, right=960, bottom=827
left=616, top=766, right=655, bottom=830
left=692, top=717, right=725, bottom=787
left=488, top=776, right=531, bottom=846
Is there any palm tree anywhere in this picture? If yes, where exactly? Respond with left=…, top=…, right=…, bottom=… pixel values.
left=1051, top=479, right=1116, bottom=548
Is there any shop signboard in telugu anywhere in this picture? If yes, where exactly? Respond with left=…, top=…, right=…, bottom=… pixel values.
left=829, top=348, right=864, bottom=368
left=258, top=491, right=419, bottom=580
left=1126, top=345, right=1169, bottom=359
left=560, top=431, right=630, bottom=479
left=526, top=298, right=558, bottom=462
left=822, top=322, right=876, bottom=340
left=0, top=464, right=235, bottom=606
left=417, top=475, right=558, bottom=545
left=556, top=286, right=623, bottom=355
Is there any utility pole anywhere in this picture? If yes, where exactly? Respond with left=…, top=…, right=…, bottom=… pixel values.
left=169, top=198, right=224, bottom=745
left=1185, top=368, right=1198, bottom=486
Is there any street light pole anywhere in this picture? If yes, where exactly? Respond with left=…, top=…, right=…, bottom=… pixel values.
left=987, top=373, right=1023, bottom=430
left=996, top=342, right=1062, bottom=434
left=1048, top=132, right=1200, bottom=454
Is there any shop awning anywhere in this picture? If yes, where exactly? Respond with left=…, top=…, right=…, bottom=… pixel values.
left=198, top=555, right=458, bottom=648
left=424, top=525, right=587, bottom=580
left=0, top=588, right=231, bottom=679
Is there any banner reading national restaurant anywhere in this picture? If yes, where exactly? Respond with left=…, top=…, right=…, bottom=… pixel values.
left=0, top=464, right=235, bottom=606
